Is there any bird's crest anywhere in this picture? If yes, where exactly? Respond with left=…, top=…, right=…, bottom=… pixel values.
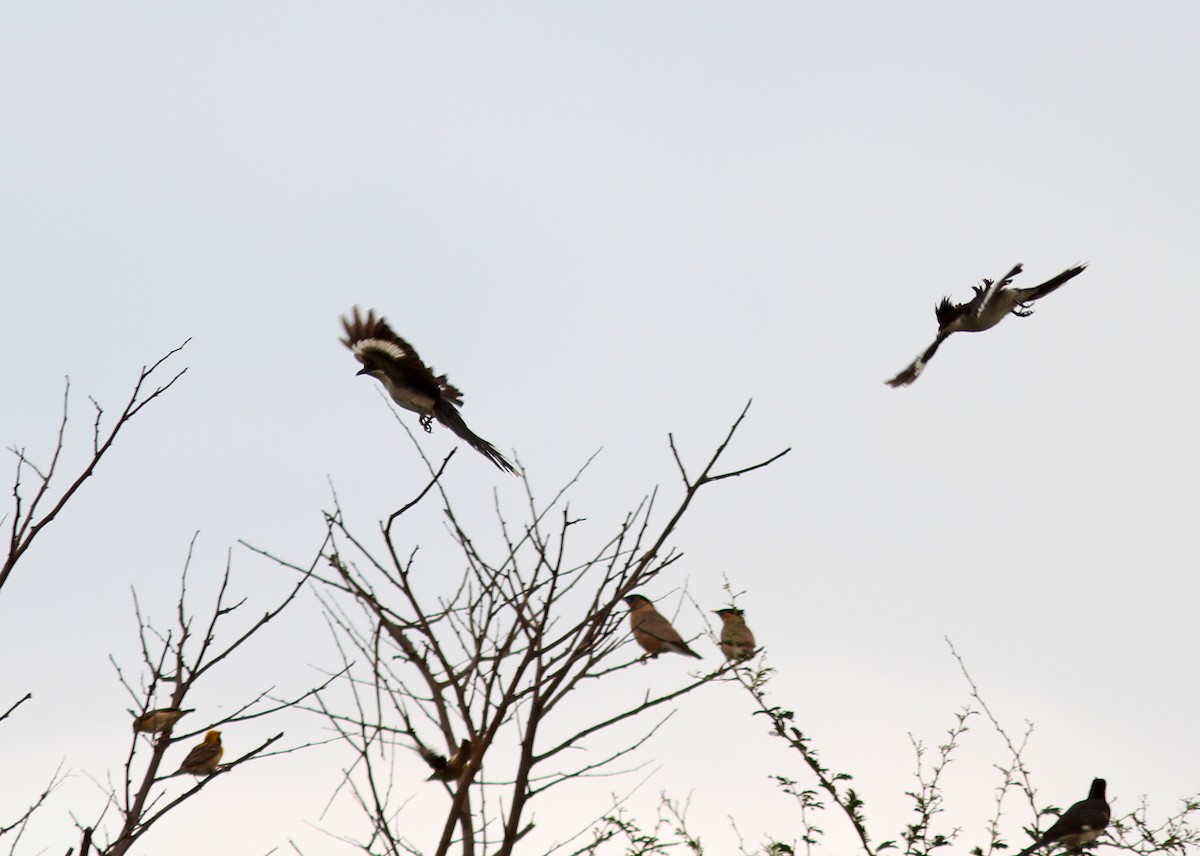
left=934, top=295, right=967, bottom=328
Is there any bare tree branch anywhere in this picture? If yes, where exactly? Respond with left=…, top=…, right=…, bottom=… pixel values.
left=2, top=341, right=189, bottom=594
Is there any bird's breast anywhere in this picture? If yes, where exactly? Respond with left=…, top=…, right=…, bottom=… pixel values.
left=376, top=374, right=437, bottom=416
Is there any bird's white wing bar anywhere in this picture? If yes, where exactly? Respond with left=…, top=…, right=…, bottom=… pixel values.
left=354, top=338, right=410, bottom=362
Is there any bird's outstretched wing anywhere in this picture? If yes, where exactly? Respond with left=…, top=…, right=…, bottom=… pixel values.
left=340, top=307, right=444, bottom=399
left=972, top=263, right=1024, bottom=319
left=886, top=331, right=950, bottom=387
left=420, top=739, right=472, bottom=781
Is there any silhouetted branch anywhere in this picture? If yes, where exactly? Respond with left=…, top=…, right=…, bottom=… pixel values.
left=2, top=341, right=189, bottom=594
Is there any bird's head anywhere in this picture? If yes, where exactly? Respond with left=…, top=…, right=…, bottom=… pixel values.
left=622, top=594, right=651, bottom=609
left=713, top=607, right=743, bottom=618
left=1089, top=778, right=1107, bottom=799
left=204, top=730, right=222, bottom=745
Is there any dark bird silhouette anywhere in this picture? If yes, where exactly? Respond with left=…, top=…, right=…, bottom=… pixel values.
left=886, top=263, right=1087, bottom=387
left=176, top=730, right=223, bottom=776
left=713, top=607, right=756, bottom=661
left=132, top=707, right=194, bottom=734
left=340, top=307, right=515, bottom=473
left=1015, top=778, right=1111, bottom=856
left=420, top=738, right=472, bottom=782
left=623, top=594, right=702, bottom=660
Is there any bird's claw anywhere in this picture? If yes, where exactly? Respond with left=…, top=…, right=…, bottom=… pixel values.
left=420, top=415, right=434, bottom=433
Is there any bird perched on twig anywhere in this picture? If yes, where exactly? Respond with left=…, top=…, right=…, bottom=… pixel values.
left=623, top=594, right=702, bottom=660
left=176, top=730, right=224, bottom=776
left=420, top=739, right=472, bottom=782
left=1014, top=778, right=1111, bottom=856
left=886, top=262, right=1087, bottom=387
left=340, top=306, right=516, bottom=473
left=713, top=608, right=756, bottom=661
left=132, top=707, right=194, bottom=734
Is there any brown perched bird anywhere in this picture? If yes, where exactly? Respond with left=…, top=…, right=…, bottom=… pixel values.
left=340, top=306, right=516, bottom=473
left=1014, top=778, right=1111, bottom=856
left=713, top=608, right=756, bottom=661
left=132, top=707, right=194, bottom=734
left=623, top=594, right=701, bottom=660
left=886, top=262, right=1087, bottom=387
left=176, top=730, right=224, bottom=776
left=420, top=739, right=472, bottom=782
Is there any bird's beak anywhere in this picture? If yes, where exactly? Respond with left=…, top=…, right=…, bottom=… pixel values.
left=355, top=365, right=371, bottom=376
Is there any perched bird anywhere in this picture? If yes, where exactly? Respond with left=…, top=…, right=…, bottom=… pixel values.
left=1015, top=778, right=1111, bottom=856
left=132, top=707, right=194, bottom=734
left=623, top=594, right=702, bottom=660
left=340, top=306, right=516, bottom=473
left=886, top=262, right=1087, bottom=387
left=420, top=738, right=472, bottom=782
left=176, top=730, right=224, bottom=776
left=713, top=608, right=756, bottom=661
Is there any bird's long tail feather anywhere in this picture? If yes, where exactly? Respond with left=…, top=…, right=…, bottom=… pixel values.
left=433, top=400, right=516, bottom=474
left=1019, top=264, right=1087, bottom=302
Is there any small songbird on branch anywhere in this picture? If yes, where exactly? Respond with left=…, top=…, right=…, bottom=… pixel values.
left=176, top=730, right=224, bottom=776
left=420, top=738, right=472, bottom=782
left=132, top=707, right=194, bottom=734
left=886, top=262, right=1087, bottom=387
left=713, top=607, right=756, bottom=661
left=1014, top=778, right=1111, bottom=856
left=623, top=594, right=702, bottom=660
left=340, top=307, right=516, bottom=473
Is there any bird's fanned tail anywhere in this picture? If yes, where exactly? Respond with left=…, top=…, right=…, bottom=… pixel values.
left=433, top=400, right=516, bottom=474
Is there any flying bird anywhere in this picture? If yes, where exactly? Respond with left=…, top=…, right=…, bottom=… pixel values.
left=623, top=594, right=702, bottom=660
left=340, top=307, right=516, bottom=473
left=420, top=738, right=472, bottom=782
left=1014, top=778, right=1111, bottom=856
left=132, top=707, right=194, bottom=734
left=713, top=608, right=756, bottom=661
left=176, top=730, right=224, bottom=776
left=886, top=262, right=1087, bottom=387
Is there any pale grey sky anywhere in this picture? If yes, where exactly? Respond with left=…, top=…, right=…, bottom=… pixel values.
left=3, top=3, right=1198, bottom=854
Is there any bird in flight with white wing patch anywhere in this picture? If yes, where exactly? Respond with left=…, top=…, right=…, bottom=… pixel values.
left=340, top=307, right=516, bottom=473
left=886, top=262, right=1087, bottom=387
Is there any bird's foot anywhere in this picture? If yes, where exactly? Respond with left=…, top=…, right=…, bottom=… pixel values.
left=420, top=415, right=434, bottom=433
left=1012, top=303, right=1034, bottom=317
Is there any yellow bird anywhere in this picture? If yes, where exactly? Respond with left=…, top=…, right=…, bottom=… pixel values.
left=713, top=608, right=756, bottom=661
left=176, top=730, right=223, bottom=776
left=132, top=707, right=193, bottom=734
left=623, top=594, right=701, bottom=660
left=420, top=739, right=472, bottom=782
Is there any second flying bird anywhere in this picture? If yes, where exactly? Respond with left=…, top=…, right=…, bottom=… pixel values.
left=886, top=262, right=1087, bottom=387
